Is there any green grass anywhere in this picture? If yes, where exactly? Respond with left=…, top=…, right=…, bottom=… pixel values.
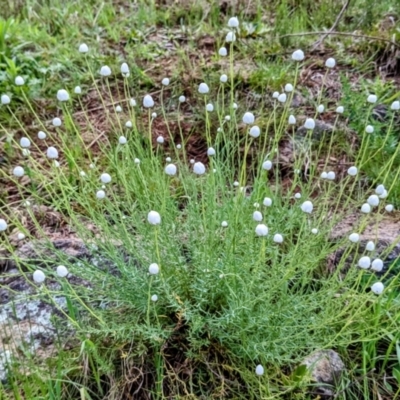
left=1, top=0, right=400, bottom=399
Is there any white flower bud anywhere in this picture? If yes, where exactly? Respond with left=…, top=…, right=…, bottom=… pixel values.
left=125, top=121, right=133, bottom=128
left=207, top=147, right=216, bottom=156
left=304, top=118, right=315, bottom=130
left=273, top=233, right=283, bottom=243
left=371, top=282, right=384, bottom=295
left=13, top=166, right=24, bottom=177
left=262, top=160, right=272, bottom=171
left=100, top=173, right=111, bottom=184
left=143, top=94, right=154, bottom=108
left=327, top=171, right=335, bottom=180
left=284, top=83, right=293, bottom=92
left=228, top=17, right=239, bottom=28
left=220, top=74, right=228, bottom=83
left=121, top=63, right=129, bottom=75
left=366, top=241, right=375, bottom=251
left=294, top=193, right=301, bottom=199
left=311, top=228, right=318, bottom=234
left=176, top=144, right=182, bottom=149
left=15, top=76, right=24, bottom=86
left=225, top=115, right=231, bottom=121
left=367, top=194, right=379, bottom=207
left=166, top=157, right=171, bottom=162
left=56, top=265, right=69, bottom=277
left=96, top=190, right=106, bottom=199
left=379, top=190, right=388, bottom=199
left=79, top=43, right=88, bottom=53
left=116, top=105, right=122, bottom=112
left=391, top=101, right=400, bottom=110
left=37, top=131, right=46, bottom=139
left=349, top=233, right=360, bottom=243
left=365, top=125, right=374, bottom=133
left=151, top=294, right=158, bottom=302
left=17, top=233, right=25, bottom=240
left=320, top=172, right=328, bottom=179
left=129, top=98, right=137, bottom=107
left=347, top=166, right=358, bottom=176
left=361, top=203, right=371, bottom=213
left=288, top=115, right=296, bottom=124
left=74, top=86, right=82, bottom=94
left=206, top=103, right=214, bottom=112
left=198, top=83, right=209, bottom=94
left=33, top=270, right=46, bottom=283
left=272, top=91, right=279, bottom=99
left=100, top=66, right=111, bottom=76
left=0, top=219, right=7, bottom=231
left=149, top=263, right=159, bottom=275
left=291, top=49, right=305, bottom=61
left=134, top=158, right=140, bottom=164
left=249, top=126, right=260, bottom=138
left=148, top=211, right=161, bottom=225
left=193, top=162, right=206, bottom=175
left=52, top=117, right=62, bottom=127
left=57, top=89, right=69, bottom=101
left=152, top=112, right=157, bottom=119
left=1, top=94, right=10, bottom=104
left=371, top=259, right=383, bottom=272
left=242, top=112, right=255, bottom=124
left=218, top=47, right=228, bottom=56
left=277, top=93, right=287, bottom=103
left=253, top=211, right=263, bottom=222
left=20, top=137, right=31, bottom=148
left=367, top=94, right=377, bottom=104
left=165, top=164, right=177, bottom=176
left=22, top=149, right=30, bottom=157
left=358, top=256, right=371, bottom=269
left=221, top=221, right=228, bottom=227
left=179, top=95, right=186, bottom=103
left=118, top=136, right=127, bottom=145
left=225, top=31, right=236, bottom=42
left=300, top=200, right=313, bottom=213
left=336, top=106, right=344, bottom=114
left=156, top=136, right=164, bottom=144
left=47, top=146, right=59, bottom=159
left=375, top=184, right=385, bottom=195
left=161, top=77, right=170, bottom=86
left=385, top=204, right=394, bottom=212
left=255, top=364, right=264, bottom=376
left=317, top=104, right=324, bottom=113
left=325, top=58, right=336, bottom=68
left=255, top=224, right=268, bottom=236
left=263, top=197, right=272, bottom=207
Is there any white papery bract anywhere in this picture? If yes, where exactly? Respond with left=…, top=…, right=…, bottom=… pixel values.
left=38, top=131, right=46, bottom=139
left=262, top=160, right=272, bottom=171
left=385, top=204, right=394, bottom=212
left=121, top=62, right=129, bottom=75
left=228, top=17, right=239, bottom=28
left=272, top=91, right=279, bottom=99
left=206, top=103, right=214, bottom=112
left=165, top=164, right=177, bottom=176
left=255, top=224, right=268, bottom=236
left=361, top=203, right=371, bottom=214
left=149, top=263, right=160, bottom=275
left=358, top=256, right=371, bottom=269
left=125, top=121, right=133, bottom=128
left=15, top=76, right=24, bottom=86
left=198, top=83, right=209, bottom=94
left=193, top=162, right=206, bottom=175
left=294, top=192, right=301, bottom=199
left=74, top=86, right=82, bottom=94
left=274, top=234, right=283, bottom=243
left=33, top=270, right=46, bottom=283
left=143, top=94, right=155, bottom=108
left=327, top=171, right=335, bottom=180
left=100, top=173, right=111, bottom=184
left=0, top=219, right=7, bottom=231
left=56, top=265, right=69, bottom=277
left=371, top=259, right=383, bottom=272
left=178, top=95, right=186, bottom=103
left=365, top=125, right=374, bottom=133
left=288, top=115, right=296, bottom=124
left=221, top=221, right=228, bottom=227
left=147, top=211, right=161, bottom=225
left=367, top=195, right=379, bottom=207
left=366, top=241, right=375, bottom=251
left=242, top=112, right=255, bottom=124
left=347, top=166, right=358, bottom=176
left=13, top=166, right=24, bottom=177
left=151, top=294, right=158, bottom=302
left=20, top=137, right=31, bottom=148
left=371, top=282, right=384, bottom=295
left=291, top=49, right=305, bottom=61
left=311, top=228, right=318, bottom=234
left=17, top=233, right=25, bottom=240
left=249, top=126, right=260, bottom=138
left=47, top=146, right=59, bottom=159
left=278, top=93, right=287, bottom=103
left=207, top=147, right=216, bottom=156
left=391, top=101, right=400, bottom=110
left=349, top=233, right=360, bottom=243
left=325, top=58, right=336, bottom=68
left=317, top=104, right=325, bottom=113
left=255, top=365, right=264, bottom=376
left=52, top=117, right=62, bottom=127
left=156, top=136, right=164, bottom=144
left=320, top=172, right=328, bottom=179
left=161, top=77, right=170, bottom=86
left=57, top=89, right=69, bottom=102
left=220, top=74, right=228, bottom=83
left=253, top=211, right=263, bottom=222
left=367, top=94, right=377, bottom=104
left=336, top=106, right=344, bottom=114
left=100, top=66, right=111, bottom=76
left=1, top=94, right=10, bottom=104
left=263, top=197, right=272, bottom=207
left=218, top=47, right=228, bottom=56
left=375, top=184, right=385, bottom=195
left=118, top=136, right=127, bottom=145
left=301, top=201, right=313, bottom=214
left=79, top=43, right=89, bottom=53
left=284, top=83, right=293, bottom=92
left=130, top=98, right=137, bottom=106
left=225, top=31, right=236, bottom=42
left=304, top=118, right=315, bottom=130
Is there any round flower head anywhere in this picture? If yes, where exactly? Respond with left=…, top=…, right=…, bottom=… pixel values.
left=375, top=184, right=385, bottom=195
left=100, top=65, right=111, bottom=77
left=249, top=126, right=260, bottom=138
left=0, top=219, right=7, bottom=231
left=358, top=256, right=371, bottom=269
left=156, top=136, right=164, bottom=144
left=80, top=171, right=86, bottom=177
left=178, top=95, right=186, bottom=103
left=304, top=118, right=315, bottom=130
left=22, top=149, right=30, bottom=157
left=365, top=125, right=374, bottom=134
left=284, top=83, right=293, bottom=92
left=327, top=171, right=335, bottom=180
left=371, top=258, right=383, bottom=272
left=367, top=194, right=379, bottom=207
left=165, top=157, right=171, bottom=162
left=219, top=47, right=228, bottom=56
left=371, top=282, right=384, bottom=295
left=272, top=91, right=279, bottom=99
left=220, top=74, right=228, bottom=83
left=176, top=144, right=182, bottom=149
left=300, top=200, right=313, bottom=214
left=56, top=265, right=69, bottom=277
left=13, top=166, right=24, bottom=177
left=253, top=211, right=263, bottom=222
left=347, top=166, right=358, bottom=176
left=198, top=83, right=209, bottom=94
left=74, top=86, right=82, bottom=94
left=225, top=31, right=236, bottom=42
left=206, top=103, right=214, bottom=112
left=221, top=221, right=228, bottom=227
left=311, top=228, right=318, bottom=234
left=165, top=163, right=177, bottom=176
left=79, top=43, right=89, bottom=53
left=367, top=94, right=377, bottom=104
left=15, top=76, right=24, bottom=86
left=115, top=105, right=122, bottom=112
left=125, top=121, right=133, bottom=128
left=17, top=233, right=25, bottom=240
left=161, top=77, right=170, bottom=86
left=33, top=270, right=46, bottom=283
left=288, top=115, right=296, bottom=125
left=52, top=117, right=62, bottom=127
left=317, top=104, right=325, bottom=113
left=385, top=204, right=394, bottom=212
left=379, top=190, right=388, bottom=199
left=193, top=162, right=206, bottom=175
left=143, top=94, right=154, bottom=108
left=273, top=233, right=283, bottom=243
left=242, top=112, right=255, bottom=125
left=129, top=98, right=137, bottom=107
left=152, top=112, right=157, bottom=118
left=46, top=146, right=59, bottom=159
left=325, top=58, right=336, bottom=68
left=225, top=115, right=231, bottom=121
left=228, top=17, right=239, bottom=28
left=361, top=203, right=371, bottom=214
left=366, top=241, right=375, bottom=251
left=391, top=101, right=400, bottom=110
left=262, top=160, right=272, bottom=171
left=291, top=49, right=305, bottom=61
left=118, top=136, right=127, bottom=145
left=320, top=171, right=328, bottom=179
left=255, top=364, right=264, bottom=376
left=100, top=173, right=111, bottom=184
left=1, top=94, right=11, bottom=104
left=134, top=158, right=140, bottom=164
left=294, top=192, right=301, bottom=199
left=37, top=131, right=46, bottom=140
left=20, top=137, right=31, bottom=148
left=255, top=224, right=268, bottom=236
left=121, top=62, right=129, bottom=75
left=147, top=211, right=161, bottom=225
left=57, top=89, right=69, bottom=102
left=96, top=190, right=106, bottom=199
left=278, top=93, right=287, bottom=103
left=190, top=159, right=195, bottom=164
left=233, top=181, right=239, bottom=187
left=349, top=233, right=360, bottom=243
left=263, top=197, right=272, bottom=207
left=54, top=161, right=60, bottom=167
left=336, top=106, right=344, bottom=114
left=207, top=147, right=216, bottom=156
left=149, top=263, right=159, bottom=275
left=151, top=294, right=158, bottom=302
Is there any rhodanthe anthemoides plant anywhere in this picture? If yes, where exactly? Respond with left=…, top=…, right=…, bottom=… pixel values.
left=0, top=13, right=400, bottom=399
